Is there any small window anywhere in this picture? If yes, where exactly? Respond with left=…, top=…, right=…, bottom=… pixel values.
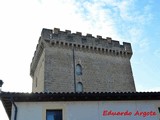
left=46, top=110, right=62, bottom=120
left=76, top=64, right=82, bottom=75
left=158, top=107, right=160, bottom=113
left=76, top=82, right=83, bottom=92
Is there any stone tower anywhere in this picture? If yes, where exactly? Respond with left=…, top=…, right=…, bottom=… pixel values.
left=30, top=28, right=136, bottom=93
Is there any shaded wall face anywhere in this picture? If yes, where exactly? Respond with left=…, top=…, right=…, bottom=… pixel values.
left=44, top=46, right=135, bottom=93
left=32, top=51, right=45, bottom=93
left=12, top=101, right=160, bottom=120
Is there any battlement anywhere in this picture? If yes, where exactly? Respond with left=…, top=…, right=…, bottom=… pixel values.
left=41, top=28, right=132, bottom=55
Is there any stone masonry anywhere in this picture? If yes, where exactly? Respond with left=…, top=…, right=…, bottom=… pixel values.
left=30, top=28, right=136, bottom=93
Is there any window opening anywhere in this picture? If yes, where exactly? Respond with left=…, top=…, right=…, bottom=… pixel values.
left=76, top=64, right=82, bottom=75
left=46, top=110, right=62, bottom=120
left=158, top=107, right=160, bottom=113
left=76, top=82, right=83, bottom=92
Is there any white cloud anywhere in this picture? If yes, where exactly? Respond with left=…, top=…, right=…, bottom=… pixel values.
left=68, top=0, right=118, bottom=38
left=116, top=0, right=153, bottom=25
left=118, top=0, right=135, bottom=21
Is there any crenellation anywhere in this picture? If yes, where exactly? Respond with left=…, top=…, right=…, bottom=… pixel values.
left=46, top=41, right=130, bottom=58
left=112, top=40, right=120, bottom=47
left=65, top=30, right=71, bottom=34
left=76, top=32, right=82, bottom=36
left=123, top=42, right=132, bottom=53
left=97, top=35, right=102, bottom=39
left=53, top=28, right=60, bottom=34
left=41, top=28, right=52, bottom=40
left=86, top=33, right=92, bottom=37
left=106, top=37, right=112, bottom=43
left=39, top=28, right=133, bottom=58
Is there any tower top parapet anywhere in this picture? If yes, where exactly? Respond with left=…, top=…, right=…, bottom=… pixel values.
left=41, top=28, right=133, bottom=55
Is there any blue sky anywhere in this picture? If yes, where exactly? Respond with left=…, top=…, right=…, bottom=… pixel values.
left=0, top=0, right=160, bottom=119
